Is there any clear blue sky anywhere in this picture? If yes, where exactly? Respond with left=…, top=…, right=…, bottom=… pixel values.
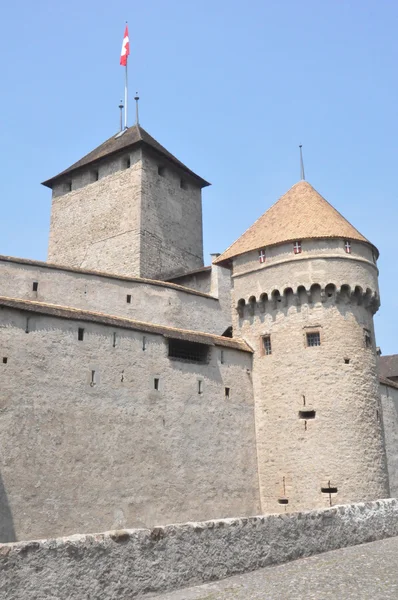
left=0, top=1, right=397, bottom=353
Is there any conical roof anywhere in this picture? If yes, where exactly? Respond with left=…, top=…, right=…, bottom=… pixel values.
left=214, top=180, right=377, bottom=264
left=42, top=124, right=210, bottom=188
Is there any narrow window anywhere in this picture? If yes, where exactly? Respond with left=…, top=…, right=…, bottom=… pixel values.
left=154, top=378, right=159, bottom=391
left=113, top=332, right=117, bottom=348
left=225, top=387, right=230, bottom=399
left=306, top=332, right=320, bottom=347
left=293, top=241, right=302, bottom=254
left=78, top=328, right=85, bottom=341
left=344, top=240, right=351, bottom=254
left=90, top=370, right=96, bottom=387
left=2, top=357, right=7, bottom=364
left=142, top=336, right=147, bottom=351
left=299, top=409, right=316, bottom=419
left=321, top=481, right=338, bottom=506
left=124, top=156, right=131, bottom=169
left=258, top=249, right=266, bottom=264
left=278, top=498, right=289, bottom=505
left=126, top=294, right=132, bottom=304
left=65, top=180, right=72, bottom=192
left=220, top=350, right=225, bottom=364
left=262, top=335, right=272, bottom=355
left=344, top=358, right=350, bottom=364
left=92, top=170, right=99, bottom=182
left=25, top=318, right=30, bottom=334
left=364, top=329, right=372, bottom=348
left=180, top=178, right=187, bottom=189
left=158, top=165, right=165, bottom=176
left=32, top=281, right=38, bottom=292
left=198, top=380, right=203, bottom=395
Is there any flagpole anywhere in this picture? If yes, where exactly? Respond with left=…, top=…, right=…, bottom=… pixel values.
left=125, top=61, right=128, bottom=129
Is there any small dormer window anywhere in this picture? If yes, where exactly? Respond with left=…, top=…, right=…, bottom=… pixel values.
left=65, top=181, right=72, bottom=193
left=180, top=178, right=187, bottom=190
left=293, top=241, right=302, bottom=255
left=158, top=166, right=165, bottom=177
left=92, top=170, right=99, bottom=182
left=124, top=156, right=131, bottom=169
left=258, top=249, right=266, bottom=264
left=344, top=240, right=351, bottom=254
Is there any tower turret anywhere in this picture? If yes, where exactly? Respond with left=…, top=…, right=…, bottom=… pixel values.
left=215, top=180, right=389, bottom=512
left=43, top=125, right=210, bottom=280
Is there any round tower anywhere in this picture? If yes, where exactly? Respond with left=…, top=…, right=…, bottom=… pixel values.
left=214, top=181, right=389, bottom=513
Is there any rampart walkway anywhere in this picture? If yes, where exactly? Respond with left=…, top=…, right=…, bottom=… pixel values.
left=151, top=536, right=398, bottom=600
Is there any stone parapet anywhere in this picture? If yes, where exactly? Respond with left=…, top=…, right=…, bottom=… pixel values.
left=1, top=498, right=398, bottom=599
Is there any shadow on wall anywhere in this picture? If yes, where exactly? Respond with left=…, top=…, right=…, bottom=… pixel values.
left=0, top=472, right=16, bottom=542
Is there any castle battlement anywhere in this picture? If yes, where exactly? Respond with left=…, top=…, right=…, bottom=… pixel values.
left=237, top=282, right=380, bottom=316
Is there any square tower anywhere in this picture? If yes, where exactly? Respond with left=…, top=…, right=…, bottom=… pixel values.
left=43, top=125, right=209, bottom=280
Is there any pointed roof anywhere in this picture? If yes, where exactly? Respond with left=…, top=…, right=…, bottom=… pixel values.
left=42, top=124, right=210, bottom=188
left=214, top=181, right=377, bottom=264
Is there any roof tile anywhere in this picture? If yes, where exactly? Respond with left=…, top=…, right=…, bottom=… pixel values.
left=214, top=181, right=376, bottom=264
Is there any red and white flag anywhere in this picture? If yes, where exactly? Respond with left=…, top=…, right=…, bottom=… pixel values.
left=120, top=25, right=130, bottom=66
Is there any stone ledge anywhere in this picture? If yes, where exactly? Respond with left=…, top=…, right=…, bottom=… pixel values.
left=1, top=498, right=397, bottom=599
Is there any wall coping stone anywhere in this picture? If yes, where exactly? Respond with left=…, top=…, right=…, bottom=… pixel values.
left=1, top=498, right=397, bottom=599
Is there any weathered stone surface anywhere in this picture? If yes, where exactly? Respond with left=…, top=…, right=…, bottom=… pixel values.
left=0, top=306, right=258, bottom=542
left=152, top=536, right=398, bottom=600
left=48, top=146, right=205, bottom=280
left=380, top=382, right=398, bottom=497
left=232, top=238, right=389, bottom=513
left=0, top=256, right=231, bottom=336
left=1, top=499, right=398, bottom=600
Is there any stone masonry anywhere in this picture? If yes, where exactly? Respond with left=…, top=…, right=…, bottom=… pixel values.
left=1, top=121, right=398, bottom=547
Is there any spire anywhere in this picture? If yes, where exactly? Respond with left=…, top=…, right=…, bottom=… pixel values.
left=299, top=145, right=305, bottom=181
left=134, top=93, right=140, bottom=126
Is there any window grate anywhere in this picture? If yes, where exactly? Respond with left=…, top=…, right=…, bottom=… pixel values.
left=168, top=339, right=209, bottom=363
left=262, top=335, right=272, bottom=355
left=306, top=332, right=320, bottom=347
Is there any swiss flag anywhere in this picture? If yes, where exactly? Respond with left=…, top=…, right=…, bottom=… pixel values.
left=120, top=25, right=130, bottom=66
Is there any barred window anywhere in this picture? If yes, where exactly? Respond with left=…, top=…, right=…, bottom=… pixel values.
left=168, top=339, right=209, bottom=363
left=306, top=332, right=320, bottom=347
left=262, top=335, right=272, bottom=355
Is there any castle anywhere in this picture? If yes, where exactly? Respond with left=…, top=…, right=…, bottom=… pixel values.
left=1, top=119, right=398, bottom=544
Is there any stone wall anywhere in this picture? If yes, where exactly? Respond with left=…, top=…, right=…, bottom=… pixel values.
left=140, top=152, right=204, bottom=279
left=1, top=498, right=397, bottom=600
left=47, top=146, right=205, bottom=281
left=48, top=148, right=143, bottom=276
left=0, top=257, right=231, bottom=336
left=231, top=238, right=389, bottom=514
left=0, top=306, right=259, bottom=542
left=380, top=381, right=398, bottom=497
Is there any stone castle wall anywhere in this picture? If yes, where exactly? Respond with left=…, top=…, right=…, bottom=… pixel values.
left=48, top=147, right=205, bottom=280
left=231, top=238, right=389, bottom=513
left=380, top=381, right=398, bottom=497
left=140, top=152, right=204, bottom=279
left=48, top=148, right=143, bottom=276
left=0, top=257, right=231, bottom=335
left=0, top=305, right=259, bottom=542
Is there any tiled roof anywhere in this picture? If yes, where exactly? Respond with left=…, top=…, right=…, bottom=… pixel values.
left=42, top=124, right=210, bottom=188
left=0, top=297, right=252, bottom=353
left=379, top=355, right=398, bottom=380
left=214, top=181, right=376, bottom=264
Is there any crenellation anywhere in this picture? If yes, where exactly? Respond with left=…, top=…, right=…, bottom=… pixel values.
left=236, top=281, right=380, bottom=318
